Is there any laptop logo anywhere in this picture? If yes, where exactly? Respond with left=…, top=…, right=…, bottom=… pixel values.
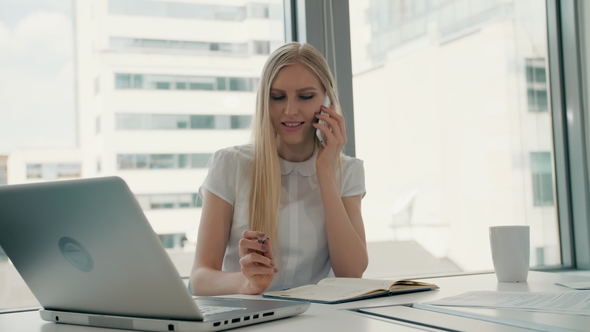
left=58, top=237, right=94, bottom=272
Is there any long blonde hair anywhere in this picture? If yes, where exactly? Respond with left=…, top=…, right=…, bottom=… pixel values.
left=248, top=42, right=343, bottom=254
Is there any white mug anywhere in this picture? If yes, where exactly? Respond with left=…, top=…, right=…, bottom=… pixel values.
left=489, top=225, right=530, bottom=282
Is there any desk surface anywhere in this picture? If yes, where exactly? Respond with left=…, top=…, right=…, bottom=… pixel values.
left=1, top=271, right=590, bottom=331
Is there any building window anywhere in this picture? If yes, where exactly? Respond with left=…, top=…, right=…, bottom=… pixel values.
left=252, top=40, right=270, bottom=55
left=116, top=114, right=251, bottom=130
left=26, top=164, right=42, bottom=179
left=114, top=38, right=251, bottom=56
left=136, top=193, right=202, bottom=210
left=117, top=153, right=212, bottom=170
left=250, top=3, right=269, bottom=19
left=115, top=73, right=256, bottom=92
left=150, top=154, right=175, bottom=169
left=109, top=0, right=248, bottom=21
left=57, top=164, right=82, bottom=178
left=531, top=152, right=554, bottom=206
left=158, top=233, right=187, bottom=249
left=0, top=156, right=7, bottom=186
left=526, top=58, right=549, bottom=112
left=26, top=163, right=81, bottom=180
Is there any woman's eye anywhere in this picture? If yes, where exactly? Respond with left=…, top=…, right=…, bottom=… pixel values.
left=300, top=95, right=314, bottom=100
left=271, top=95, right=285, bottom=101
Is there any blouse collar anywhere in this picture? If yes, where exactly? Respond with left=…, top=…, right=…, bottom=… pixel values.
left=279, top=148, right=317, bottom=176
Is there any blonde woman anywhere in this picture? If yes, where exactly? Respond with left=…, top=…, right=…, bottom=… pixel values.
left=190, top=42, right=367, bottom=295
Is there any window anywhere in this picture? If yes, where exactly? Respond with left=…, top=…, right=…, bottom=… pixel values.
left=150, top=154, right=175, bottom=169
left=253, top=41, right=270, bottom=55
left=117, top=154, right=212, bottom=170
left=526, top=58, right=549, bottom=112
left=135, top=193, right=202, bottom=210
left=116, top=114, right=252, bottom=130
left=350, top=0, right=559, bottom=277
left=0, top=156, right=7, bottom=186
left=158, top=233, right=187, bottom=249
left=109, top=0, right=247, bottom=21
left=26, top=164, right=42, bottom=179
left=1, top=0, right=284, bottom=310
left=26, top=163, right=81, bottom=180
left=115, top=74, right=257, bottom=92
left=250, top=3, right=269, bottom=19
left=56, top=163, right=81, bottom=178
left=231, top=115, right=251, bottom=129
left=531, top=152, right=554, bottom=206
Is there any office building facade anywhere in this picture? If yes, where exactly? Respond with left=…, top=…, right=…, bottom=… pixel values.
left=74, top=0, right=284, bottom=248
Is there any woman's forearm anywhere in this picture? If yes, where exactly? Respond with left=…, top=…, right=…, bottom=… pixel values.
left=318, top=172, right=368, bottom=277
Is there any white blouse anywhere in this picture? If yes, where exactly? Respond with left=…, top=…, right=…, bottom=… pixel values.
left=198, top=144, right=365, bottom=291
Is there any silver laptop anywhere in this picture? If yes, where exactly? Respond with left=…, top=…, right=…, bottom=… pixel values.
left=0, top=176, right=310, bottom=331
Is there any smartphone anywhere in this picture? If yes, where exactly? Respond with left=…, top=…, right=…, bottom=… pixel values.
left=316, top=95, right=331, bottom=147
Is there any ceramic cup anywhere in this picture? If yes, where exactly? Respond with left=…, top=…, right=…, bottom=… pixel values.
left=489, top=225, right=530, bottom=282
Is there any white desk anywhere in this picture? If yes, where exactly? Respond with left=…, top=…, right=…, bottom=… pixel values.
left=1, top=271, right=590, bottom=331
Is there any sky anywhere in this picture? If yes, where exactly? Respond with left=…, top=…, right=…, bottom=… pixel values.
left=0, top=0, right=76, bottom=155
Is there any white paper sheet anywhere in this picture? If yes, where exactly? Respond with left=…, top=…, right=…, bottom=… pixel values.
left=425, top=290, right=590, bottom=316
left=555, top=281, right=590, bottom=290
left=412, top=303, right=577, bottom=332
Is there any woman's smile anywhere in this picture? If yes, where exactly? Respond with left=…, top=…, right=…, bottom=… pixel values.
left=282, top=121, right=305, bottom=132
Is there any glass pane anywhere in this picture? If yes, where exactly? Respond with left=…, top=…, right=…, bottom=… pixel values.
left=150, top=194, right=177, bottom=209
left=150, top=154, right=175, bottom=169
left=231, top=115, right=251, bottom=129
left=152, top=114, right=178, bottom=129
left=116, top=114, right=146, bottom=130
left=229, top=77, right=249, bottom=91
left=143, top=38, right=168, bottom=49
left=214, top=115, right=231, bottom=129
left=0, top=0, right=284, bottom=310
left=191, top=115, right=215, bottom=129
left=178, top=154, right=189, bottom=168
left=115, top=73, right=131, bottom=88
left=117, top=155, right=134, bottom=170
left=179, top=194, right=192, bottom=208
left=350, top=0, right=560, bottom=278
left=26, top=164, right=42, bottom=179
left=56, top=163, right=81, bottom=178
left=136, top=154, right=149, bottom=169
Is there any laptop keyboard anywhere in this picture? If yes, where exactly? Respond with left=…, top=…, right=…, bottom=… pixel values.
left=197, top=304, right=247, bottom=316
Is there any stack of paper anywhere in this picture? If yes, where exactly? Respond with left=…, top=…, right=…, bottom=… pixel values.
left=424, top=290, right=590, bottom=316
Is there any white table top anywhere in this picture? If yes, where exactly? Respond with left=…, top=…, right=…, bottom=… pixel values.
left=1, top=271, right=590, bottom=331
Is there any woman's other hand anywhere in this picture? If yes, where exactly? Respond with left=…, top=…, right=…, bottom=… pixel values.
left=239, top=230, right=277, bottom=294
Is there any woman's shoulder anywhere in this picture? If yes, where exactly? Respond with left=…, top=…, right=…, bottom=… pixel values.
left=211, top=144, right=254, bottom=163
left=213, top=144, right=253, bottom=157
left=341, top=155, right=364, bottom=168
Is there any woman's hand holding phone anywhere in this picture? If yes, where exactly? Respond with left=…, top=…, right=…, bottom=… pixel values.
left=238, top=230, right=277, bottom=294
left=314, top=94, right=347, bottom=176
left=316, top=95, right=332, bottom=147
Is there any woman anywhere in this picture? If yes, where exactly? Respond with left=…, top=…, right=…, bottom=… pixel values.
left=190, top=42, right=367, bottom=295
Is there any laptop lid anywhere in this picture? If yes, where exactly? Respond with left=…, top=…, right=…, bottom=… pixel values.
left=0, top=176, right=203, bottom=320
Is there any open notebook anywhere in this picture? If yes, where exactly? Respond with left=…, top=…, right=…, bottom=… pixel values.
left=264, top=277, right=439, bottom=304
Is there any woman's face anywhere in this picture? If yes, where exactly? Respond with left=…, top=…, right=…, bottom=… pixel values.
left=269, top=63, right=326, bottom=153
